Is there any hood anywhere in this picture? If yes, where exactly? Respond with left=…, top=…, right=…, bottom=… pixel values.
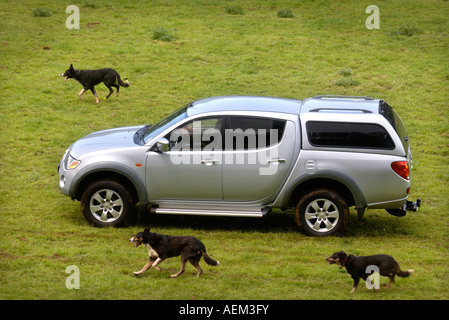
left=69, top=125, right=144, bottom=158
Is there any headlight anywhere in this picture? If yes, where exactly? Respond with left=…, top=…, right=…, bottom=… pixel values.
left=65, top=154, right=81, bottom=170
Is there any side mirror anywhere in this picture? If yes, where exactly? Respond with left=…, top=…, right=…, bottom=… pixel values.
left=156, top=138, right=170, bottom=152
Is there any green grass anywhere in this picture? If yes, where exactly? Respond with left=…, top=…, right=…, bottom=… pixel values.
left=1, top=0, right=449, bottom=300
left=151, top=26, right=178, bottom=42
left=277, top=8, right=295, bottom=19
left=32, top=7, right=53, bottom=17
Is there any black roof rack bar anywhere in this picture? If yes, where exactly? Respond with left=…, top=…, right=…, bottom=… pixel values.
left=312, top=95, right=374, bottom=100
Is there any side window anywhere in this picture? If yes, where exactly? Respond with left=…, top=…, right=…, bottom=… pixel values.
left=225, top=117, right=286, bottom=150
left=306, top=121, right=395, bottom=149
left=167, top=117, right=223, bottom=151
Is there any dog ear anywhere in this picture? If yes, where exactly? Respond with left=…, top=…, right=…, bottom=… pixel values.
left=144, top=227, right=150, bottom=234
left=69, top=64, right=74, bottom=70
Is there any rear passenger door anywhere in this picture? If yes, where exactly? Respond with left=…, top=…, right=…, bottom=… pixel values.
left=221, top=116, right=295, bottom=202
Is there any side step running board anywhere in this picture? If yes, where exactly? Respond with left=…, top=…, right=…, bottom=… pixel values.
left=151, top=207, right=271, bottom=218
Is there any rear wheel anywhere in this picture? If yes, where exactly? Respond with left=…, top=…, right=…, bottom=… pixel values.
left=81, top=180, right=133, bottom=227
left=295, top=189, right=348, bottom=236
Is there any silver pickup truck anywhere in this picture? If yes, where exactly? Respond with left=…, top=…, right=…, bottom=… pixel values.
left=58, top=95, right=420, bottom=236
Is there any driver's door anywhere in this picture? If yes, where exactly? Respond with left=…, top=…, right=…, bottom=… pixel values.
left=145, top=117, right=224, bottom=201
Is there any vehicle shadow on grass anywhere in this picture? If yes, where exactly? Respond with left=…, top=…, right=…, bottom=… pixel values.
left=132, top=209, right=298, bottom=234
left=129, top=207, right=415, bottom=237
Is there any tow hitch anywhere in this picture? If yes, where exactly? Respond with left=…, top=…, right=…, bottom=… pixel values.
left=406, top=198, right=421, bottom=212
left=387, top=198, right=421, bottom=217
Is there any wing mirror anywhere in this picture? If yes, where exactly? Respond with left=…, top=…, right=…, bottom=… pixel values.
left=156, top=138, right=170, bottom=152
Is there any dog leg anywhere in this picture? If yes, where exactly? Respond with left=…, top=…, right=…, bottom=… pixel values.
left=133, top=257, right=163, bottom=276
left=170, top=260, right=186, bottom=278
left=105, top=86, right=114, bottom=99
left=133, top=260, right=153, bottom=276
left=151, top=257, right=164, bottom=271
left=350, top=277, right=360, bottom=293
left=111, top=84, right=120, bottom=97
left=90, top=88, right=99, bottom=103
left=385, top=275, right=395, bottom=288
left=368, top=278, right=380, bottom=292
left=78, top=88, right=85, bottom=101
left=190, top=256, right=203, bottom=277
left=190, top=259, right=203, bottom=278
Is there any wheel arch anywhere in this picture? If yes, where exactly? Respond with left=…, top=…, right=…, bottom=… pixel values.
left=286, top=171, right=367, bottom=211
left=71, top=163, right=147, bottom=205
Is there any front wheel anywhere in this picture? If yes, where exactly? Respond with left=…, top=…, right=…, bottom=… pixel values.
left=81, top=180, right=133, bottom=227
left=295, top=189, right=348, bottom=237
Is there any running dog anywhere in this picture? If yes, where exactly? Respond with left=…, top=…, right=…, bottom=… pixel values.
left=326, top=251, right=414, bottom=292
left=61, top=64, right=129, bottom=103
left=130, top=227, right=220, bottom=278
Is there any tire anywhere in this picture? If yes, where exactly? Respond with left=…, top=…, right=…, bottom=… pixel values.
left=295, top=189, right=348, bottom=237
left=81, top=180, right=133, bottom=227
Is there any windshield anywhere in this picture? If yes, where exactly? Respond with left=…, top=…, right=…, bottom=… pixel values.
left=142, top=105, right=189, bottom=144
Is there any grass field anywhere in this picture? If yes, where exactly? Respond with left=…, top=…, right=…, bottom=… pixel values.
left=0, top=0, right=448, bottom=300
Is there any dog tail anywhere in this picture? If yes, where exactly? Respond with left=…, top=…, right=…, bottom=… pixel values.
left=117, top=75, right=130, bottom=87
left=397, top=269, right=414, bottom=278
left=201, top=250, right=220, bottom=266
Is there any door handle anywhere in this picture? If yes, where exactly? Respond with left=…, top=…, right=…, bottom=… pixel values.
left=267, top=158, right=286, bottom=164
left=200, top=159, right=219, bottom=166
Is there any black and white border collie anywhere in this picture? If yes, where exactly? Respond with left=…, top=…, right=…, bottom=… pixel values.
left=130, top=227, right=220, bottom=278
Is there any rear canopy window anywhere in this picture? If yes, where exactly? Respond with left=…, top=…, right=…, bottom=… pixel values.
left=379, top=100, right=409, bottom=153
left=306, top=121, right=395, bottom=149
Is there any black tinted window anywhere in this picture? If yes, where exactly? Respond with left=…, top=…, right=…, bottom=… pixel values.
left=307, top=121, right=395, bottom=149
left=226, top=117, right=286, bottom=150
left=379, top=100, right=409, bottom=152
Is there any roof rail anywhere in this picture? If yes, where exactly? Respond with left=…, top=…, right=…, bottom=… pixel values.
left=312, top=95, right=374, bottom=100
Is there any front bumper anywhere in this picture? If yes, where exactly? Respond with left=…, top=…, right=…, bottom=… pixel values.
left=57, top=156, right=73, bottom=197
